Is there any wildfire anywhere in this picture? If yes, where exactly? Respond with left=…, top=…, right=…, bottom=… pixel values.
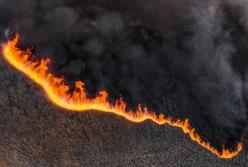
left=1, top=34, right=243, bottom=159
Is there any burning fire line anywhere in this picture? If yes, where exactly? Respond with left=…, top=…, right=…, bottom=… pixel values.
left=1, top=34, right=243, bottom=159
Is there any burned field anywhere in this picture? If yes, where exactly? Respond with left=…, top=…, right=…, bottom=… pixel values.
left=0, top=0, right=248, bottom=166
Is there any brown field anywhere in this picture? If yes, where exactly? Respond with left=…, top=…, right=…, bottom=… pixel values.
left=0, top=57, right=247, bottom=167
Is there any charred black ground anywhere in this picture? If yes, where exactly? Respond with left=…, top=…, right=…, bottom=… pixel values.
left=1, top=0, right=248, bottom=156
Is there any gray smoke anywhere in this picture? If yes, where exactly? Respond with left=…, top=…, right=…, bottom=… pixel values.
left=0, top=0, right=247, bottom=149
left=226, top=0, right=248, bottom=30
left=190, top=0, right=246, bottom=128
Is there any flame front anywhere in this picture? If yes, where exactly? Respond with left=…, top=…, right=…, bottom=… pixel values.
left=1, top=34, right=243, bottom=159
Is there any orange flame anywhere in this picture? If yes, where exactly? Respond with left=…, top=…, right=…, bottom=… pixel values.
left=1, top=34, right=243, bottom=159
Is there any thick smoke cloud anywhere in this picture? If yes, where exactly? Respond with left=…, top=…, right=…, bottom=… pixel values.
left=0, top=0, right=247, bottom=149
left=190, top=1, right=246, bottom=128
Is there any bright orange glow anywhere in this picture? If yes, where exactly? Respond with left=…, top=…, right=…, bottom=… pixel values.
left=2, top=34, right=243, bottom=159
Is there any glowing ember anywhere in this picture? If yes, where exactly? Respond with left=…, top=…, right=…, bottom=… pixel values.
left=1, top=34, right=243, bottom=159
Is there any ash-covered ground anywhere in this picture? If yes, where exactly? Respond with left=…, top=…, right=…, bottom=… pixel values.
left=1, top=0, right=248, bottom=166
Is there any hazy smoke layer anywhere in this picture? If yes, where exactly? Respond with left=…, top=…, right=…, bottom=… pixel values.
left=0, top=0, right=248, bottom=149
